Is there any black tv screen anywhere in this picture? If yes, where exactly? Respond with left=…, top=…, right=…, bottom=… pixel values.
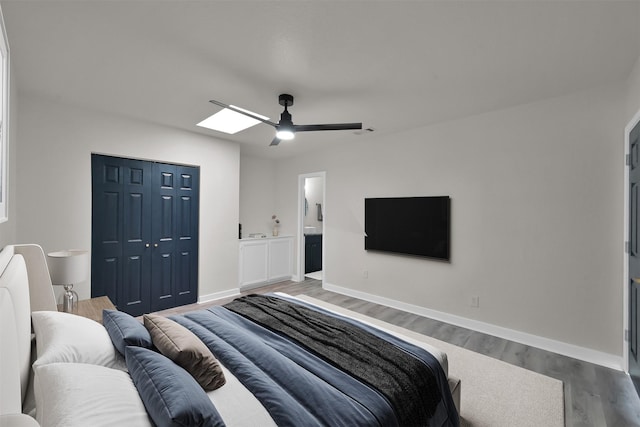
left=365, top=196, right=451, bottom=260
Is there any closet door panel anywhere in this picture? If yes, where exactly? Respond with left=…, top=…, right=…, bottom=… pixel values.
left=92, top=156, right=152, bottom=315
left=92, top=156, right=124, bottom=302
left=120, top=160, right=152, bottom=315
left=150, top=163, right=177, bottom=311
left=174, top=165, right=199, bottom=307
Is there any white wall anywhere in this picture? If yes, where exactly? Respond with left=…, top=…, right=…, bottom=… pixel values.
left=628, top=54, right=640, bottom=122
left=16, top=94, right=240, bottom=301
left=239, top=154, right=277, bottom=237
left=272, top=81, right=626, bottom=360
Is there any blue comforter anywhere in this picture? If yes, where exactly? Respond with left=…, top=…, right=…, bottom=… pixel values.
left=172, top=294, right=459, bottom=427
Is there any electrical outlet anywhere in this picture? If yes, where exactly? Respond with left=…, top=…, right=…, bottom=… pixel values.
left=470, top=296, right=480, bottom=308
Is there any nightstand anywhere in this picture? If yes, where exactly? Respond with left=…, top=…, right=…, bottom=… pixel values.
left=57, top=296, right=116, bottom=323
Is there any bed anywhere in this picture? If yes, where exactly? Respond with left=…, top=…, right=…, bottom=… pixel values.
left=0, top=244, right=460, bottom=426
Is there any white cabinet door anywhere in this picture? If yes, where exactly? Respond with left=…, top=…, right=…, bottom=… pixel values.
left=239, top=241, right=268, bottom=287
left=239, top=237, right=293, bottom=289
left=269, top=238, right=292, bottom=281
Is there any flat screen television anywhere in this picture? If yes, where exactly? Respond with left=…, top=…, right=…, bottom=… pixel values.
left=364, top=196, right=451, bottom=261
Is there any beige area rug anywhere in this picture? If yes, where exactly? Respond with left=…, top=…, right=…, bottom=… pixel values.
left=296, top=295, right=565, bottom=427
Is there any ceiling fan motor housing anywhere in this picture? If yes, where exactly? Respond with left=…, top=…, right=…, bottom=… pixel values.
left=280, top=109, right=293, bottom=125
left=278, top=94, right=294, bottom=129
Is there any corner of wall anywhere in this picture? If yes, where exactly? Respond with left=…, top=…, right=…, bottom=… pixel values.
left=239, top=153, right=278, bottom=237
left=627, top=53, right=640, bottom=121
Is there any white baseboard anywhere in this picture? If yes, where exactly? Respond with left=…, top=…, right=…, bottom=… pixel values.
left=198, top=288, right=240, bottom=304
left=323, top=282, right=623, bottom=371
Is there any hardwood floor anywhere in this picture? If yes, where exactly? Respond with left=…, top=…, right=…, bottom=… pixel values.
left=156, top=279, right=640, bottom=427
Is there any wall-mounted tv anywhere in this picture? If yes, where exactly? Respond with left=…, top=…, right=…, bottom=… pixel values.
left=364, top=196, right=451, bottom=261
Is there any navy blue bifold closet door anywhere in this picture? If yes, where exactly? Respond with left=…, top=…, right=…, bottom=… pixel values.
left=91, top=154, right=199, bottom=316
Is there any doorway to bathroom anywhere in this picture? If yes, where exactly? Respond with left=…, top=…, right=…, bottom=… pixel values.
left=297, top=172, right=325, bottom=282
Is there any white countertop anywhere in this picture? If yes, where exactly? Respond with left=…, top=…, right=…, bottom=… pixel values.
left=240, top=235, right=293, bottom=241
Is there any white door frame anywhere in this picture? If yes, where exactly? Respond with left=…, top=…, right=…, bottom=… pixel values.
left=623, top=108, right=640, bottom=373
left=295, top=171, right=326, bottom=282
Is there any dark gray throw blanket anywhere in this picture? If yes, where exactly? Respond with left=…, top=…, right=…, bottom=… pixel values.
left=224, top=294, right=456, bottom=427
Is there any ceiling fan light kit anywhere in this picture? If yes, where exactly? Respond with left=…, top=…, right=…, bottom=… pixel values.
left=275, top=128, right=295, bottom=140
left=274, top=95, right=295, bottom=140
left=206, top=94, right=363, bottom=147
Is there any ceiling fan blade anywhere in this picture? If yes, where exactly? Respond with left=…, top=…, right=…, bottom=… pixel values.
left=208, top=99, right=278, bottom=127
left=270, top=137, right=281, bottom=146
left=294, top=123, right=363, bottom=132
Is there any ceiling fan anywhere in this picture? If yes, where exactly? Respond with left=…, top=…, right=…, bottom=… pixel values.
left=209, top=94, right=362, bottom=146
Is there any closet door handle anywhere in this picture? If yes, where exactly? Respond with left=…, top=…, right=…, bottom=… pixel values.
left=154, top=243, right=159, bottom=248
left=633, top=277, right=640, bottom=284
left=145, top=243, right=150, bottom=248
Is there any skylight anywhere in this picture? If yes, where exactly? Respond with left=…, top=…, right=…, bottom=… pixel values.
left=197, top=106, right=268, bottom=134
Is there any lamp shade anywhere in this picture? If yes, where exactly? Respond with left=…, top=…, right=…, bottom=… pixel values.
left=47, top=250, right=89, bottom=285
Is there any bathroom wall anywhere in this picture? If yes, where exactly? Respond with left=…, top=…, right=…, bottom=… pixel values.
left=304, top=176, right=324, bottom=233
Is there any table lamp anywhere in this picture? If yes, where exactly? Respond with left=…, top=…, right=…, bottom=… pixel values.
left=47, top=249, right=89, bottom=313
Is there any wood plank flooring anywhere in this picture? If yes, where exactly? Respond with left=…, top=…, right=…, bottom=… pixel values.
left=156, top=279, right=640, bottom=427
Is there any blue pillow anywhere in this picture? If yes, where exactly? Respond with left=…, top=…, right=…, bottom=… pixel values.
left=125, top=346, right=224, bottom=427
left=103, top=309, right=153, bottom=356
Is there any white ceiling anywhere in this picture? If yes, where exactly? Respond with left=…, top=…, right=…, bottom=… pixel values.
left=2, top=1, right=639, bottom=159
